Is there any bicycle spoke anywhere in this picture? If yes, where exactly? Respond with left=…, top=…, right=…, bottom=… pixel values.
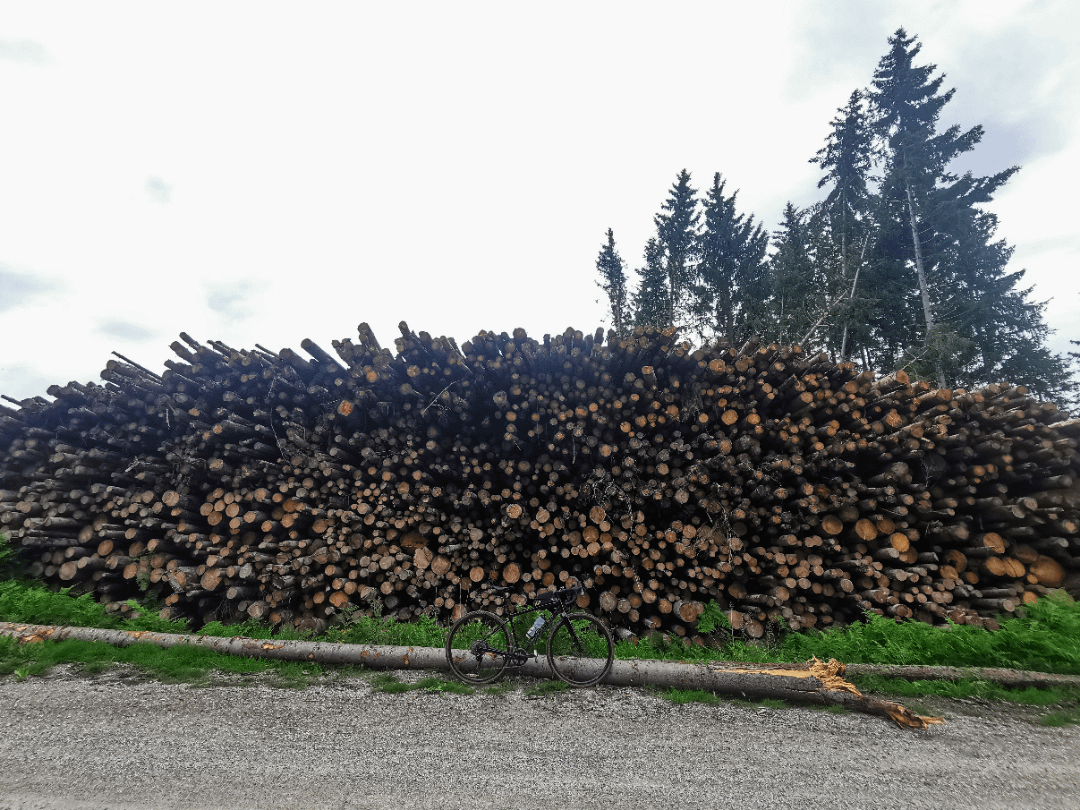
left=445, top=611, right=511, bottom=685
left=546, top=613, right=614, bottom=687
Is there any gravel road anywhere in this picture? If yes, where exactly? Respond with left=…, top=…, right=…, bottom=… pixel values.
left=1, top=667, right=1077, bottom=810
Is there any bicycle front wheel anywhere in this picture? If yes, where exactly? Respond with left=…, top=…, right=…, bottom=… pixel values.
left=546, top=613, right=614, bottom=687
left=445, top=610, right=512, bottom=685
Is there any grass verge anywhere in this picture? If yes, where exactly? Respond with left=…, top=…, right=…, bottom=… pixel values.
left=0, top=635, right=324, bottom=688
left=632, top=590, right=1080, bottom=676
left=1039, top=707, right=1080, bottom=727
left=365, top=671, right=475, bottom=695
left=2, top=536, right=1079, bottom=702
left=524, top=680, right=569, bottom=697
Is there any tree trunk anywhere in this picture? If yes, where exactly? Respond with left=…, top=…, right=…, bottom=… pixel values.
left=0, top=622, right=944, bottom=728
left=904, top=178, right=946, bottom=388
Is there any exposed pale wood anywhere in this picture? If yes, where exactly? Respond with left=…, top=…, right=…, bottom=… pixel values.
left=1, top=323, right=1077, bottom=638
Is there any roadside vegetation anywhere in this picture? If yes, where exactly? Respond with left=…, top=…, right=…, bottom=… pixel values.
left=2, top=533, right=1078, bottom=723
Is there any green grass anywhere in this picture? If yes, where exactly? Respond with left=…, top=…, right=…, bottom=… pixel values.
left=0, top=634, right=325, bottom=687
left=655, top=679, right=1078, bottom=718
left=197, top=618, right=314, bottom=641
left=661, top=688, right=724, bottom=706
left=0, top=580, right=188, bottom=634
left=1039, top=707, right=1080, bottom=727
left=524, top=680, right=568, bottom=697
left=429, top=678, right=475, bottom=695
left=368, top=672, right=414, bottom=693
left=774, top=592, right=1080, bottom=675
left=0, top=534, right=18, bottom=580
left=3, top=535, right=1080, bottom=701
left=325, top=607, right=446, bottom=648
left=5, top=575, right=1078, bottom=677
left=617, top=592, right=1080, bottom=677
left=851, top=674, right=1080, bottom=705
left=480, top=681, right=517, bottom=697
left=853, top=676, right=1080, bottom=724
left=365, top=671, right=474, bottom=695
left=0, top=633, right=480, bottom=693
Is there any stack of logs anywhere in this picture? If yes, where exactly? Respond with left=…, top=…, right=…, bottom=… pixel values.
left=2, top=323, right=1078, bottom=641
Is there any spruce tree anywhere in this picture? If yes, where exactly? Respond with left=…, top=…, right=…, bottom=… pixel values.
left=813, top=89, right=874, bottom=227
left=866, top=27, right=1068, bottom=396
left=633, top=237, right=669, bottom=328
left=809, top=89, right=877, bottom=360
left=595, top=228, right=631, bottom=335
left=653, top=169, right=700, bottom=326
left=692, top=173, right=768, bottom=344
left=871, top=28, right=957, bottom=382
left=766, top=203, right=826, bottom=348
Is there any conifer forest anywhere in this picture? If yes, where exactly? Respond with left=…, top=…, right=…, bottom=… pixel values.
left=596, top=28, right=1075, bottom=403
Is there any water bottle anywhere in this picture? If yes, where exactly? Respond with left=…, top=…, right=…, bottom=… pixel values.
left=525, top=615, right=546, bottom=640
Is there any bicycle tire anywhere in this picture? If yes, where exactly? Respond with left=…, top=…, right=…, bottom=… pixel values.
left=445, top=610, right=512, bottom=685
left=545, top=613, right=614, bottom=687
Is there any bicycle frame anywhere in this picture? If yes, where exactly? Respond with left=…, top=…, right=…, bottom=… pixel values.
left=472, top=588, right=579, bottom=667
left=447, top=584, right=615, bottom=687
left=501, top=602, right=564, bottom=665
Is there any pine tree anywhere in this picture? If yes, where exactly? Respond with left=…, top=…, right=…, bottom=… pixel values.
left=692, top=173, right=768, bottom=344
left=595, top=228, right=631, bottom=335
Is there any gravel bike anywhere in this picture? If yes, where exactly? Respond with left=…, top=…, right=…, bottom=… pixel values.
left=445, top=584, right=614, bottom=687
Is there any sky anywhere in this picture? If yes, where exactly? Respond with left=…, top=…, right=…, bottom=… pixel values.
left=1, top=0, right=1077, bottom=403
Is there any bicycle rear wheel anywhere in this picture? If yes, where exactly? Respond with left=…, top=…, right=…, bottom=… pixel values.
left=546, top=613, right=614, bottom=687
left=445, top=610, right=512, bottom=685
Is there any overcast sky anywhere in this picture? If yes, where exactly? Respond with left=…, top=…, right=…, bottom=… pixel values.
left=2, top=0, right=1077, bottom=402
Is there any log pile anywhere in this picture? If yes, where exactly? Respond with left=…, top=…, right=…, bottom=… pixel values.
left=2, top=324, right=1078, bottom=640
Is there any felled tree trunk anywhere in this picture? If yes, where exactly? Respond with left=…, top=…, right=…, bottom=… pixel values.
left=1, top=621, right=944, bottom=728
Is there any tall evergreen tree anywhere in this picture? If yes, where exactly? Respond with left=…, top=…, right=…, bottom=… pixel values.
left=597, top=28, right=1072, bottom=402
left=692, top=173, right=769, bottom=344
left=809, top=89, right=877, bottom=360
left=654, top=169, right=700, bottom=326
left=633, top=237, right=669, bottom=328
left=595, top=228, right=631, bottom=335
left=862, top=27, right=1069, bottom=396
left=630, top=170, right=700, bottom=328
left=765, top=203, right=822, bottom=347
left=1069, top=333, right=1080, bottom=412
left=813, top=89, right=874, bottom=225
left=870, top=28, right=1011, bottom=385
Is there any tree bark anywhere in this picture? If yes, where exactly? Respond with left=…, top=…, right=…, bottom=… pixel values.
left=0, top=622, right=949, bottom=728
left=904, top=179, right=946, bottom=388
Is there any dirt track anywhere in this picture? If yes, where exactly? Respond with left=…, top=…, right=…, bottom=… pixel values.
left=1, top=668, right=1078, bottom=810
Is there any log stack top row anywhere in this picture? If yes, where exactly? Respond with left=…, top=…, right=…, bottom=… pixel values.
left=2, top=323, right=1078, bottom=639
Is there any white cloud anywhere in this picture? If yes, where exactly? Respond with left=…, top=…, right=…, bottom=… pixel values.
left=144, top=176, right=173, bottom=205
left=0, top=38, right=48, bottom=65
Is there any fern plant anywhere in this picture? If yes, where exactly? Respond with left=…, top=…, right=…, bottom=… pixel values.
left=0, top=533, right=20, bottom=580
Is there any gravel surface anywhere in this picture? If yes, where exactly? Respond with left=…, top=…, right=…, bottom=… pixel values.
left=1, top=668, right=1078, bottom=810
